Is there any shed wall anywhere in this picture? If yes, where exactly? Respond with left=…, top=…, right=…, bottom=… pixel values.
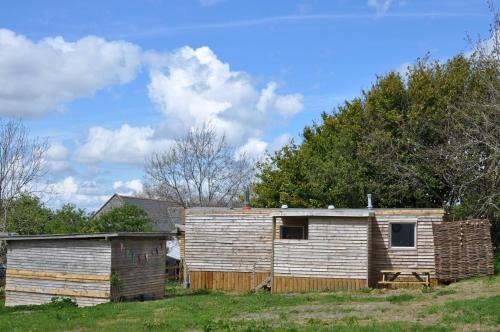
left=370, top=214, right=443, bottom=286
left=273, top=218, right=369, bottom=291
left=5, top=240, right=111, bottom=307
left=185, top=213, right=272, bottom=290
left=110, top=238, right=166, bottom=300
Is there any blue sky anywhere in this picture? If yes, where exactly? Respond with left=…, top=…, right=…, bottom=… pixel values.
left=0, top=0, right=494, bottom=210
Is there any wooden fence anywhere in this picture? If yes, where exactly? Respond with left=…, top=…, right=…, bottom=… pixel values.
left=433, top=219, right=494, bottom=281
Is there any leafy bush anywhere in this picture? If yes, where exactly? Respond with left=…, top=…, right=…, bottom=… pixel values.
left=50, top=297, right=77, bottom=308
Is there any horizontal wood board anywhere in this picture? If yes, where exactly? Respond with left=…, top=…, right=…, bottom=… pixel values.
left=110, top=238, right=166, bottom=300
left=185, top=215, right=273, bottom=273
left=5, top=239, right=112, bottom=307
left=369, top=214, right=444, bottom=286
left=273, top=218, right=369, bottom=279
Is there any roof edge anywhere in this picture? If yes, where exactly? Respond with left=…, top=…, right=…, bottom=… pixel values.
left=0, top=232, right=175, bottom=241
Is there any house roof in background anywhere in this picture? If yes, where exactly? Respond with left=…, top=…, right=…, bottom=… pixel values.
left=95, top=194, right=185, bottom=232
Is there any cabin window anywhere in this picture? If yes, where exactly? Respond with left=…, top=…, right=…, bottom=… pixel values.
left=390, top=223, right=416, bottom=248
left=279, top=217, right=308, bottom=239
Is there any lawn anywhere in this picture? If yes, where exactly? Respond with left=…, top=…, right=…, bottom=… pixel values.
left=0, top=273, right=499, bottom=332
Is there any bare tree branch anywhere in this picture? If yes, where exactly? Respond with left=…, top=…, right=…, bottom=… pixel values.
left=144, top=123, right=254, bottom=207
left=0, top=118, right=48, bottom=232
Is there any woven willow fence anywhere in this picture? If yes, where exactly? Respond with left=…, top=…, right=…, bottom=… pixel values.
left=433, top=219, right=494, bottom=281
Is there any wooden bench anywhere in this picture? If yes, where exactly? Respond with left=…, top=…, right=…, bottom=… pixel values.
left=378, top=269, right=431, bottom=286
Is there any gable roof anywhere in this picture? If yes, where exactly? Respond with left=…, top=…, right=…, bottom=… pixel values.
left=95, top=194, right=184, bottom=232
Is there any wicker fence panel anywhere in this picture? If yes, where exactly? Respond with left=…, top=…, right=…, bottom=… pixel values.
left=433, top=219, right=494, bottom=281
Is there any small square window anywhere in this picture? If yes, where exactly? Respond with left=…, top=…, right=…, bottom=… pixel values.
left=279, top=217, right=308, bottom=239
left=390, top=223, right=415, bottom=247
left=280, top=225, right=305, bottom=239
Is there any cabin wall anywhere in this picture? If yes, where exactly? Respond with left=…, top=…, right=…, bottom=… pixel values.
left=370, top=213, right=443, bottom=286
left=110, top=238, right=166, bottom=300
left=5, top=240, right=111, bottom=307
left=185, top=213, right=273, bottom=291
left=273, top=218, right=369, bottom=292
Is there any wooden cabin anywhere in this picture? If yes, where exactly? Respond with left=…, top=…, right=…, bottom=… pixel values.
left=2, top=233, right=171, bottom=307
left=183, top=207, right=493, bottom=292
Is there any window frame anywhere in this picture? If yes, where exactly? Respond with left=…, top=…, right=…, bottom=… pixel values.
left=280, top=225, right=307, bottom=240
left=388, top=221, right=417, bottom=250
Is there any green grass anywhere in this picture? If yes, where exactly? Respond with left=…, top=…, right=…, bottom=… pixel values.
left=386, top=293, right=418, bottom=303
left=494, top=253, right=500, bottom=275
left=0, top=277, right=498, bottom=331
left=0, top=290, right=440, bottom=332
left=440, top=296, right=500, bottom=326
left=433, top=289, right=457, bottom=297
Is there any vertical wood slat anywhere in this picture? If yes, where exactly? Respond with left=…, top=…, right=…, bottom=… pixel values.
left=189, top=271, right=271, bottom=291
left=271, top=276, right=366, bottom=293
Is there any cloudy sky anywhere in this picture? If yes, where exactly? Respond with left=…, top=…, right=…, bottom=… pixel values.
left=0, top=0, right=493, bottom=210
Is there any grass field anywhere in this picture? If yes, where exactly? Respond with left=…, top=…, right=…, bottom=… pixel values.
left=0, top=272, right=499, bottom=332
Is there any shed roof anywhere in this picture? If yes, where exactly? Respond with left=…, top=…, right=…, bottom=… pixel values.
left=272, top=208, right=373, bottom=218
left=0, top=232, right=174, bottom=241
left=186, top=207, right=445, bottom=218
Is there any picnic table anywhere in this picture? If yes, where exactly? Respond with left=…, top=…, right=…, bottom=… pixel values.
left=378, top=269, right=431, bottom=286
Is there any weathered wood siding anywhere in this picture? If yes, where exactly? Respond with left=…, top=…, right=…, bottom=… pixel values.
left=5, top=240, right=111, bottom=307
left=185, top=213, right=272, bottom=290
left=273, top=277, right=366, bottom=292
left=111, top=238, right=166, bottom=300
left=370, top=213, right=444, bottom=286
left=273, top=217, right=370, bottom=291
left=190, top=271, right=269, bottom=291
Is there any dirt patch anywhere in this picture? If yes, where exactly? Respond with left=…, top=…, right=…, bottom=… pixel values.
left=234, top=277, right=500, bottom=329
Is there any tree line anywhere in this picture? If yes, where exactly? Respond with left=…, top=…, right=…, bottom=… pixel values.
left=4, top=195, right=152, bottom=235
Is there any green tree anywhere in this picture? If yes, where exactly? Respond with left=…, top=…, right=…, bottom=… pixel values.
left=45, top=204, right=91, bottom=234
left=253, top=55, right=497, bottom=211
left=90, top=204, right=153, bottom=233
left=6, top=195, right=52, bottom=235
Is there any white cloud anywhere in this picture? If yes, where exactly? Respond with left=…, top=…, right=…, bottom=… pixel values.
left=257, top=82, right=303, bottom=117
left=42, top=141, right=71, bottom=172
left=0, top=28, right=142, bottom=116
left=147, top=46, right=303, bottom=144
left=269, top=133, right=293, bottom=151
left=367, top=0, right=393, bottom=16
left=42, top=176, right=111, bottom=210
left=235, top=133, right=293, bottom=161
left=46, top=142, right=69, bottom=160
left=113, top=179, right=143, bottom=194
left=236, top=138, right=268, bottom=160
left=74, top=124, right=173, bottom=164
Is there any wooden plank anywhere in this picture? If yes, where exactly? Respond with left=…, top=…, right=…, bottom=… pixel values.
left=6, top=285, right=109, bottom=299
left=7, top=269, right=110, bottom=283
left=381, top=269, right=431, bottom=273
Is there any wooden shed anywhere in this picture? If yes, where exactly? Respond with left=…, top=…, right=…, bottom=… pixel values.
left=2, top=232, right=172, bottom=307
left=183, top=207, right=491, bottom=292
